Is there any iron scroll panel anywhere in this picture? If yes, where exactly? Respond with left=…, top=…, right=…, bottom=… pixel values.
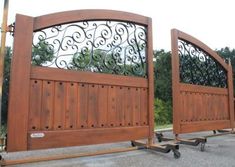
left=32, top=20, right=147, bottom=77
left=178, top=39, right=227, bottom=88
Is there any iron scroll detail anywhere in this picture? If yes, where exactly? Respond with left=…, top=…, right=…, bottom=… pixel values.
left=178, top=40, right=227, bottom=88
left=32, top=21, right=147, bottom=77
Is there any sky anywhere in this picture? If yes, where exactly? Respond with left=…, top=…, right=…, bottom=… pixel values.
left=1, top=0, right=235, bottom=51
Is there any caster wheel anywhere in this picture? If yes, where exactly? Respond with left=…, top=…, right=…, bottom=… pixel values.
left=200, top=142, right=205, bottom=152
left=156, top=133, right=163, bottom=142
left=131, top=141, right=135, bottom=147
left=173, top=150, right=181, bottom=159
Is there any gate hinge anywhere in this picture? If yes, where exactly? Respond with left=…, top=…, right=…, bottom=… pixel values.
left=7, top=23, right=15, bottom=36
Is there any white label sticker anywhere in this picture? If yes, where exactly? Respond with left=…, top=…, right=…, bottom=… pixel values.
left=30, top=133, right=45, bottom=138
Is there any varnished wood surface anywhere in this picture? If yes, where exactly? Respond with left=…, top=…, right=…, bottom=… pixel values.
left=7, top=14, right=34, bottom=152
left=7, top=10, right=154, bottom=152
left=33, top=9, right=150, bottom=31
left=28, top=126, right=149, bottom=150
left=31, top=67, right=148, bottom=88
left=171, top=29, right=234, bottom=134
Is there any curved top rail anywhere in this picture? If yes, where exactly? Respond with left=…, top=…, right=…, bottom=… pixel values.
left=33, top=9, right=150, bottom=31
left=172, top=29, right=229, bottom=71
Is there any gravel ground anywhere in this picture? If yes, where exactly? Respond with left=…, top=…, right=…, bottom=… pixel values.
left=1, top=131, right=235, bottom=167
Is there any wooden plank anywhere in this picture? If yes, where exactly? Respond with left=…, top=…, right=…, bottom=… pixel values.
left=124, top=87, right=133, bottom=126
left=65, top=82, right=77, bottom=129
left=116, top=86, right=125, bottom=127
left=54, top=82, right=66, bottom=130
left=180, top=83, right=228, bottom=95
left=132, top=88, right=141, bottom=126
left=180, top=120, right=231, bottom=134
left=31, top=66, right=148, bottom=88
left=97, top=85, right=108, bottom=128
left=171, top=29, right=181, bottom=134
left=140, top=88, right=148, bottom=125
left=77, top=83, right=88, bottom=128
left=28, top=80, right=42, bottom=131
left=88, top=84, right=99, bottom=128
left=107, top=86, right=117, bottom=127
left=180, top=92, right=186, bottom=122
left=147, top=18, right=154, bottom=144
left=41, top=81, right=54, bottom=130
left=27, top=126, right=149, bottom=150
left=33, top=9, right=149, bottom=31
left=227, top=65, right=235, bottom=128
left=7, top=15, right=34, bottom=152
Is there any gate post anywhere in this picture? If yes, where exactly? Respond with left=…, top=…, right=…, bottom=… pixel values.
left=7, top=14, right=34, bottom=151
left=228, top=61, right=234, bottom=130
left=147, top=18, right=154, bottom=145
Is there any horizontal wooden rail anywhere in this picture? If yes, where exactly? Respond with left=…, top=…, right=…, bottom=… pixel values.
left=31, top=66, right=148, bottom=88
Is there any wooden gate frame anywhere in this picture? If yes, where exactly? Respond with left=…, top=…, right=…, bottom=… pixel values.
left=2, top=10, right=180, bottom=165
left=156, top=29, right=234, bottom=150
left=171, top=29, right=234, bottom=134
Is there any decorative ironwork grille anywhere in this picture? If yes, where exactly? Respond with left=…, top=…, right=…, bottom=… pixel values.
left=32, top=21, right=147, bottom=77
left=178, top=39, right=227, bottom=88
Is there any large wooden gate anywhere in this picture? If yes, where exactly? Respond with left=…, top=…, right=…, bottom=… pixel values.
left=171, top=29, right=234, bottom=134
left=7, top=10, right=154, bottom=152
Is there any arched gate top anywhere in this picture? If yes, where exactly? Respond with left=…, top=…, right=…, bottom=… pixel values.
left=33, top=9, right=151, bottom=31
left=172, top=29, right=229, bottom=71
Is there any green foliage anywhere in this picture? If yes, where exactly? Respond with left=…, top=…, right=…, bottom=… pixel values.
left=216, top=47, right=235, bottom=92
left=153, top=49, right=172, bottom=125
left=2, top=47, right=12, bottom=125
left=154, top=98, right=172, bottom=125
left=32, top=41, right=54, bottom=66
left=1, top=44, right=54, bottom=125
left=154, top=49, right=172, bottom=101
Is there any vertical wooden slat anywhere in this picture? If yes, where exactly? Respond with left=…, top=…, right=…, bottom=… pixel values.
left=28, top=80, right=42, bottom=130
left=192, top=93, right=196, bottom=122
left=124, top=87, right=132, bottom=126
left=98, top=85, right=108, bottom=128
left=54, top=82, right=66, bottom=130
left=116, top=86, right=125, bottom=127
left=197, top=93, right=204, bottom=121
left=88, top=84, right=99, bottom=128
left=77, top=83, right=88, bottom=128
left=65, top=82, right=77, bottom=129
left=180, top=92, right=185, bottom=122
left=7, top=15, right=34, bottom=151
left=132, top=88, right=141, bottom=126
left=41, top=81, right=54, bottom=130
left=108, top=86, right=117, bottom=127
left=147, top=18, right=154, bottom=144
left=140, top=88, right=148, bottom=125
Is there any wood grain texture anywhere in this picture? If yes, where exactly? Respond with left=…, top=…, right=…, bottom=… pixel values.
left=7, top=10, right=154, bottom=152
left=7, top=15, right=34, bottom=151
left=171, top=29, right=234, bottom=134
left=147, top=18, right=154, bottom=144
left=31, top=66, right=148, bottom=88
left=33, top=9, right=149, bottom=31
left=27, top=126, right=149, bottom=150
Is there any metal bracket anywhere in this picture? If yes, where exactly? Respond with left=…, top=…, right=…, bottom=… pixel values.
left=155, top=132, right=207, bottom=152
left=131, top=140, right=180, bottom=159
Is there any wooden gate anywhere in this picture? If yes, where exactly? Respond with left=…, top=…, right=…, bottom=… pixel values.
left=7, top=10, right=154, bottom=152
left=171, top=29, right=234, bottom=134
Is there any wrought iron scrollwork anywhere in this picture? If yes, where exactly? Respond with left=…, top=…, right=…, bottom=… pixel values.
left=178, top=40, right=227, bottom=88
left=32, top=21, right=147, bottom=77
